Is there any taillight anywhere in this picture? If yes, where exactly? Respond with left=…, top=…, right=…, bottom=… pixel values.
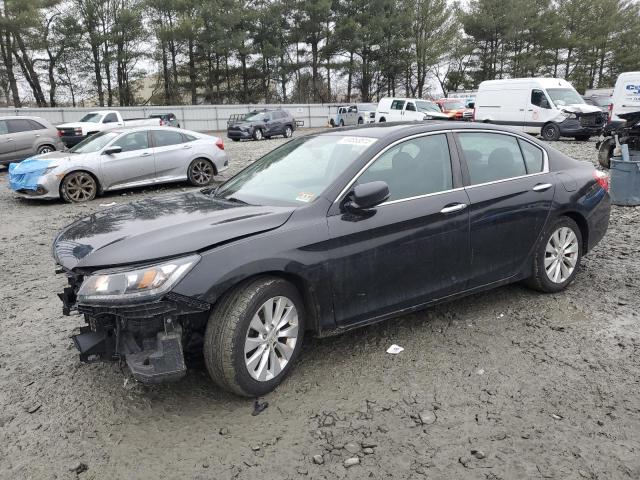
left=215, top=138, right=224, bottom=150
left=159, top=119, right=165, bottom=126
left=57, top=130, right=62, bottom=137
left=594, top=170, right=609, bottom=192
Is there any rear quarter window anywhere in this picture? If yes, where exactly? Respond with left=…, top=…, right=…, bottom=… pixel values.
left=518, top=140, right=544, bottom=173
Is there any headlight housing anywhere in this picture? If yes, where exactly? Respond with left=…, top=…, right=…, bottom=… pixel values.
left=77, top=254, right=200, bottom=303
left=560, top=111, right=578, bottom=120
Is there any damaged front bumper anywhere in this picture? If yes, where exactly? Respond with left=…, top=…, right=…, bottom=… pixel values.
left=59, top=270, right=209, bottom=384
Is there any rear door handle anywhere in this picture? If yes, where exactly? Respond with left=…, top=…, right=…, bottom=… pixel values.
left=440, top=203, right=468, bottom=214
left=533, top=183, right=552, bottom=192
left=140, top=152, right=152, bottom=157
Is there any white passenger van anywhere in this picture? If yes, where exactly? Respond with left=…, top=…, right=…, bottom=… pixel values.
left=609, top=72, right=640, bottom=122
left=474, top=78, right=605, bottom=141
left=375, top=97, right=451, bottom=122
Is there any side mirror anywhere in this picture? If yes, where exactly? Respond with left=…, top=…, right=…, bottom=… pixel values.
left=103, top=146, right=122, bottom=155
left=345, top=181, right=390, bottom=211
left=263, top=118, right=269, bottom=123
left=467, top=101, right=475, bottom=109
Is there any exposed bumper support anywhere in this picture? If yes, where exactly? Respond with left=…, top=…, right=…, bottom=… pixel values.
left=125, top=326, right=187, bottom=384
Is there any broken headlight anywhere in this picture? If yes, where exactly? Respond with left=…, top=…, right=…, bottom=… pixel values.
left=77, top=254, right=200, bottom=303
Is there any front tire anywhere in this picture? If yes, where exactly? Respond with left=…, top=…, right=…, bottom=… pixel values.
left=187, top=158, right=215, bottom=186
left=542, top=123, right=561, bottom=141
left=253, top=128, right=263, bottom=141
left=60, top=171, right=98, bottom=203
left=204, top=277, right=305, bottom=397
left=283, top=125, right=293, bottom=138
left=526, top=216, right=582, bottom=293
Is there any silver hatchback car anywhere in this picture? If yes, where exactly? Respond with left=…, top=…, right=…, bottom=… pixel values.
left=0, top=115, right=63, bottom=165
left=8, top=126, right=229, bottom=202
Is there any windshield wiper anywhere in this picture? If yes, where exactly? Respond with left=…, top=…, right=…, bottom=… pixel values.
left=226, top=197, right=250, bottom=205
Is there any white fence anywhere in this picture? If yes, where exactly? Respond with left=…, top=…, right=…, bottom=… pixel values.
left=0, top=104, right=334, bottom=131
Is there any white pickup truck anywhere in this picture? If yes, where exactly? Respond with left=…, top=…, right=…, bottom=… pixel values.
left=56, top=110, right=161, bottom=147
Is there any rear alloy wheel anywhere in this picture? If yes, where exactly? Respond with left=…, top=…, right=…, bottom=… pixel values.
left=60, top=171, right=97, bottom=203
left=542, top=123, right=561, bottom=141
left=37, top=144, right=55, bottom=155
left=358, top=117, right=364, bottom=124
left=204, top=277, right=305, bottom=397
left=284, top=125, right=293, bottom=138
left=253, top=128, right=263, bottom=141
left=188, top=158, right=215, bottom=186
left=526, top=217, right=582, bottom=293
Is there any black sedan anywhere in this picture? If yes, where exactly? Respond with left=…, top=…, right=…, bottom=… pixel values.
left=53, top=122, right=611, bottom=396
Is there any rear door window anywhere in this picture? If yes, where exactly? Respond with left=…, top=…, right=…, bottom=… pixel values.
left=28, top=120, right=47, bottom=130
left=8, top=119, right=35, bottom=133
left=391, top=100, right=406, bottom=110
left=152, top=130, right=185, bottom=147
left=518, top=139, right=544, bottom=173
left=458, top=132, right=528, bottom=185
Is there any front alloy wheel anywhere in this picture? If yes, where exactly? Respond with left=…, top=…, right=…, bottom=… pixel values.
left=253, top=128, right=263, bottom=141
left=283, top=126, right=293, bottom=138
left=204, top=277, right=305, bottom=397
left=61, top=171, right=97, bottom=203
left=244, top=296, right=299, bottom=381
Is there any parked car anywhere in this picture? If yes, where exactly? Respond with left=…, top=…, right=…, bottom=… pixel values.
left=227, top=109, right=297, bottom=141
left=53, top=121, right=610, bottom=396
left=608, top=71, right=640, bottom=122
left=435, top=98, right=474, bottom=120
left=474, top=78, right=606, bottom=141
left=375, top=97, right=452, bottom=122
left=8, top=126, right=228, bottom=202
left=56, top=110, right=161, bottom=147
left=327, top=103, right=377, bottom=127
left=150, top=112, right=180, bottom=128
left=0, top=116, right=63, bottom=165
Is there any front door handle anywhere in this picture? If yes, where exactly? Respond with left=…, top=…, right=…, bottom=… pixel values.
left=440, top=203, right=468, bottom=214
left=533, top=183, right=552, bottom=192
left=140, top=152, right=152, bottom=157
left=183, top=144, right=192, bottom=149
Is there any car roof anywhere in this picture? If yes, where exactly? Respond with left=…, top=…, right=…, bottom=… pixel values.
left=0, top=115, right=47, bottom=121
left=317, top=120, right=545, bottom=142
left=105, top=125, right=188, bottom=135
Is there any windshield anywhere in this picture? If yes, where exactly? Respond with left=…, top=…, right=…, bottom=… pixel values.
left=70, top=131, right=119, bottom=153
left=214, top=135, right=376, bottom=206
left=243, top=112, right=266, bottom=121
left=78, top=113, right=103, bottom=123
left=442, top=99, right=465, bottom=109
left=546, top=88, right=585, bottom=106
left=416, top=101, right=441, bottom=113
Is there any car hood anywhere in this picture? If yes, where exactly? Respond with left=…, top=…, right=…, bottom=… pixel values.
left=53, top=192, right=296, bottom=270
left=57, top=121, right=101, bottom=130
left=559, top=104, right=601, bottom=114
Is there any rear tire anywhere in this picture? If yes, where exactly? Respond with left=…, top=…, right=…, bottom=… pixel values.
left=542, top=123, right=561, bottom=141
left=37, top=144, right=55, bottom=155
left=187, top=158, right=215, bottom=186
left=598, top=138, right=614, bottom=168
left=283, top=125, right=293, bottom=138
left=203, top=277, right=305, bottom=397
left=379, top=117, right=386, bottom=123
left=526, top=216, right=582, bottom=293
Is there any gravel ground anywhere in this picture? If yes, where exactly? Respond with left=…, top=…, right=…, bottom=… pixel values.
left=1, top=130, right=639, bottom=480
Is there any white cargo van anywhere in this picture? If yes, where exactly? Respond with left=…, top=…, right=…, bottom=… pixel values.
left=609, top=72, right=640, bottom=122
left=375, top=97, right=451, bottom=122
left=474, top=78, right=605, bottom=141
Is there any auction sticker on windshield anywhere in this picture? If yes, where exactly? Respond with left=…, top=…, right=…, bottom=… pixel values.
left=337, top=136, right=377, bottom=146
left=296, top=192, right=315, bottom=202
